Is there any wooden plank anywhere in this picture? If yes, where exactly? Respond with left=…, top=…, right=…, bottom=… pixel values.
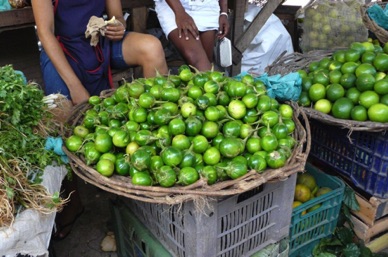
left=0, top=7, right=34, bottom=31
left=234, top=0, right=283, bottom=57
left=230, top=0, right=283, bottom=76
left=121, top=0, right=153, bottom=9
left=351, top=215, right=388, bottom=244
left=0, top=0, right=153, bottom=31
left=230, top=0, right=247, bottom=76
left=130, top=7, right=148, bottom=33
left=351, top=192, right=388, bottom=227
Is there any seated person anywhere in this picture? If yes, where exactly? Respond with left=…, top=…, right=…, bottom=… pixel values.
left=31, top=0, right=169, bottom=240
left=154, top=0, right=230, bottom=71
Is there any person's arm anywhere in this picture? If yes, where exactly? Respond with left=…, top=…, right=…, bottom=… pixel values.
left=31, top=0, right=89, bottom=105
left=218, top=0, right=230, bottom=39
left=105, top=0, right=127, bottom=41
left=166, top=0, right=199, bottom=40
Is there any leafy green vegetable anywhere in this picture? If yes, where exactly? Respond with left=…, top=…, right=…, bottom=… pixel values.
left=313, top=186, right=388, bottom=257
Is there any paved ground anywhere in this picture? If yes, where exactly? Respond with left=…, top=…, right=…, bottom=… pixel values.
left=51, top=178, right=119, bottom=257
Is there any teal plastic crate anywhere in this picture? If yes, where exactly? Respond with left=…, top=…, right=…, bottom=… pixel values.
left=110, top=199, right=172, bottom=257
left=289, top=163, right=345, bottom=257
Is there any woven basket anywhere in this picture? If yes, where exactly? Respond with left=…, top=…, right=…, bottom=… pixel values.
left=265, top=50, right=388, bottom=133
left=62, top=94, right=310, bottom=204
left=361, top=2, right=388, bottom=44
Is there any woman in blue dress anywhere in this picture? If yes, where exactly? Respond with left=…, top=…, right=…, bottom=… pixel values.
left=31, top=0, right=168, bottom=240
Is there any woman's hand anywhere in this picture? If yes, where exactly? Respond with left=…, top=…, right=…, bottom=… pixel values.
left=218, top=15, right=230, bottom=40
left=105, top=20, right=126, bottom=41
left=175, top=12, right=199, bottom=40
left=70, top=86, right=90, bottom=106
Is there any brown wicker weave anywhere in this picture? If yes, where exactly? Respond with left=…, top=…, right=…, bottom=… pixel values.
left=62, top=96, right=311, bottom=204
left=265, top=49, right=388, bottom=133
left=361, top=2, right=388, bottom=44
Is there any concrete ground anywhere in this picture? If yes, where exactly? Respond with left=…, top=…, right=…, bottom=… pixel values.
left=51, top=179, right=119, bottom=257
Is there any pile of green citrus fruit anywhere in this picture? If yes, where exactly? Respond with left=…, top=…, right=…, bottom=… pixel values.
left=301, top=0, right=367, bottom=52
left=293, top=172, right=332, bottom=215
left=298, top=40, right=388, bottom=123
left=65, top=67, right=299, bottom=187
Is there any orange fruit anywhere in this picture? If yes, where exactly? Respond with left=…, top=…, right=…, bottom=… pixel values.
left=355, top=63, right=377, bottom=77
left=368, top=103, right=388, bottom=122
left=294, top=184, right=312, bottom=203
left=309, top=83, right=326, bottom=102
left=341, top=62, right=358, bottom=74
left=326, top=83, right=345, bottom=102
left=292, top=201, right=307, bottom=215
left=347, top=89, right=359, bottom=104
left=374, top=79, right=388, bottom=95
left=355, top=73, right=376, bottom=92
left=359, top=91, right=380, bottom=109
left=297, top=173, right=317, bottom=191
left=361, top=51, right=376, bottom=64
left=307, top=204, right=321, bottom=213
left=373, top=53, right=388, bottom=72
left=316, top=187, right=332, bottom=197
left=329, top=70, right=342, bottom=84
left=345, top=49, right=361, bottom=62
left=351, top=105, right=368, bottom=121
left=340, top=73, right=357, bottom=89
left=332, top=97, right=354, bottom=119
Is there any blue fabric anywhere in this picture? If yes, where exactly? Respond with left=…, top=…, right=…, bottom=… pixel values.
left=0, top=0, right=11, bottom=11
left=235, top=72, right=302, bottom=101
left=257, top=72, right=302, bottom=101
left=367, top=4, right=388, bottom=30
left=45, top=137, right=69, bottom=163
left=14, top=70, right=27, bottom=85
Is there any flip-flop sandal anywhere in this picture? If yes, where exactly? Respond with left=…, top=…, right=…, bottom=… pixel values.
left=52, top=207, right=85, bottom=241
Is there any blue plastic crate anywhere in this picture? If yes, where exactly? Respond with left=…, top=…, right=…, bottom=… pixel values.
left=289, top=163, right=345, bottom=257
left=309, top=119, right=388, bottom=198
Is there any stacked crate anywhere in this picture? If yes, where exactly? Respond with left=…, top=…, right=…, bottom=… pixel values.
left=308, top=118, right=388, bottom=250
left=111, top=174, right=297, bottom=257
left=289, top=163, right=345, bottom=257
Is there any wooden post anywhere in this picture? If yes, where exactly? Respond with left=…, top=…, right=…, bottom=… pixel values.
left=230, top=0, right=284, bottom=76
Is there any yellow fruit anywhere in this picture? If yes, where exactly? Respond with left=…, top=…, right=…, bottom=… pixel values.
left=294, top=184, right=312, bottom=203
left=297, top=173, right=317, bottom=191
left=307, top=204, right=321, bottom=213
left=293, top=201, right=307, bottom=215
left=311, top=185, right=319, bottom=196
left=316, top=187, right=332, bottom=197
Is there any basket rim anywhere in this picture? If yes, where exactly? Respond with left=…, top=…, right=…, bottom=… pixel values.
left=301, top=107, right=388, bottom=132
left=361, top=2, right=388, bottom=44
